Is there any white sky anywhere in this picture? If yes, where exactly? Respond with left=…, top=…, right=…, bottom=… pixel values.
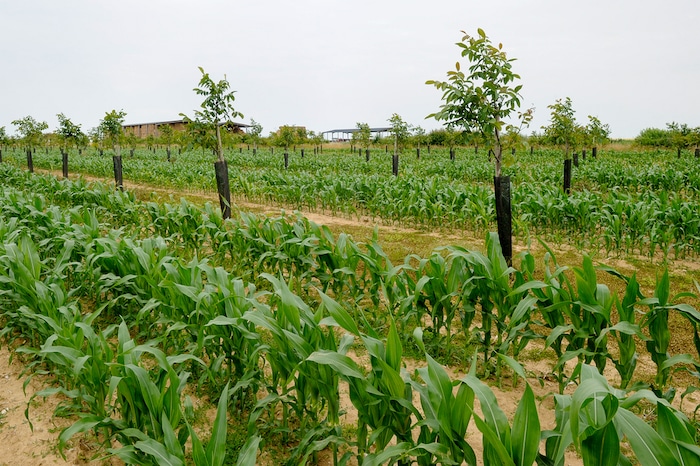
left=1, top=0, right=698, bottom=139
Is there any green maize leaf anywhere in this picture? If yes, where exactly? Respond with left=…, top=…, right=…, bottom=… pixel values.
left=668, top=303, right=700, bottom=323
left=413, top=327, right=426, bottom=353
left=307, top=350, right=364, bottom=379
left=370, top=442, right=452, bottom=466
left=660, top=354, right=698, bottom=372
left=236, top=435, right=261, bottom=466
left=656, top=403, right=700, bottom=466
left=570, top=368, right=616, bottom=448
left=133, top=439, right=185, bottom=466
left=206, top=383, right=229, bottom=466
left=124, top=364, right=162, bottom=424
left=498, top=354, right=528, bottom=381
left=58, top=415, right=104, bottom=457
left=615, top=408, right=680, bottom=466
left=160, top=411, right=184, bottom=460
left=675, top=443, right=700, bottom=464
left=581, top=421, right=619, bottom=466
left=375, top=357, right=406, bottom=399
left=595, top=321, right=646, bottom=347
left=545, top=324, right=574, bottom=348
left=317, top=289, right=360, bottom=336
left=109, top=445, right=142, bottom=464
left=510, top=295, right=538, bottom=326
left=511, top=384, right=540, bottom=466
left=461, top=375, right=510, bottom=446
left=386, top=319, right=402, bottom=372
left=188, top=422, right=207, bottom=466
left=471, top=412, right=516, bottom=466
left=544, top=420, right=573, bottom=466
left=361, top=442, right=414, bottom=466
left=509, top=280, right=549, bottom=297
left=655, top=270, right=670, bottom=307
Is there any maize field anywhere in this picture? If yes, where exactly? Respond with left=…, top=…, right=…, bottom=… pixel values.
left=0, top=145, right=699, bottom=465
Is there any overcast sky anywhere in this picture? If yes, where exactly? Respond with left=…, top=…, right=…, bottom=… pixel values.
left=1, top=1, right=698, bottom=139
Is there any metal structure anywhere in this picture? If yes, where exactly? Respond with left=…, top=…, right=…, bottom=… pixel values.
left=321, top=127, right=392, bottom=142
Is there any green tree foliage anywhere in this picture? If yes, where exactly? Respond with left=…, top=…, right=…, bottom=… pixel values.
left=276, top=125, right=298, bottom=150
left=158, top=124, right=175, bottom=149
left=411, top=125, right=428, bottom=149
left=353, top=122, right=372, bottom=150
left=667, top=122, right=693, bottom=151
left=586, top=115, right=611, bottom=148
left=56, top=113, right=86, bottom=151
left=427, top=29, right=531, bottom=177
left=388, top=113, right=411, bottom=155
left=246, top=119, right=263, bottom=150
left=182, top=67, right=243, bottom=162
left=541, top=97, right=582, bottom=159
left=635, top=128, right=670, bottom=147
left=99, top=110, right=127, bottom=156
left=635, top=123, right=700, bottom=149
left=0, top=126, right=9, bottom=148
left=11, top=115, right=49, bottom=150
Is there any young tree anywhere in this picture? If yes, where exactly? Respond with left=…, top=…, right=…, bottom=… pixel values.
left=542, top=97, right=580, bottom=159
left=182, top=67, right=244, bottom=218
left=586, top=115, right=610, bottom=149
left=277, top=125, right=298, bottom=151
left=427, top=28, right=531, bottom=264
left=666, top=122, right=692, bottom=156
left=247, top=119, right=263, bottom=152
left=158, top=124, right=174, bottom=148
left=387, top=113, right=411, bottom=156
left=353, top=122, right=372, bottom=151
left=12, top=115, right=49, bottom=151
left=99, top=110, right=127, bottom=156
left=56, top=113, right=85, bottom=152
left=426, top=28, right=531, bottom=178
left=183, top=66, right=243, bottom=163
left=295, top=127, right=307, bottom=149
left=412, top=125, right=428, bottom=151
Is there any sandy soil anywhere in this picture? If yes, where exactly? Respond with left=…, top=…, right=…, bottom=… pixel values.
left=0, top=348, right=110, bottom=465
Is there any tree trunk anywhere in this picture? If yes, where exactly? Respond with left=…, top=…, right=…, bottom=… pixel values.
left=214, top=160, right=232, bottom=219
left=563, top=159, right=572, bottom=194
left=62, top=150, right=69, bottom=178
left=592, top=147, right=597, bottom=158
left=215, top=124, right=224, bottom=162
left=113, top=155, right=123, bottom=190
left=365, top=149, right=370, bottom=162
left=494, top=176, right=512, bottom=266
left=416, top=147, right=420, bottom=159
left=392, top=154, right=399, bottom=176
left=0, top=148, right=3, bottom=163
left=573, top=152, right=579, bottom=168
left=695, top=148, right=699, bottom=158
left=26, top=149, right=34, bottom=173
left=284, top=151, right=289, bottom=169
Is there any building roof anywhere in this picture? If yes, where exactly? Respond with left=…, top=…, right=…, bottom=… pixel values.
left=322, top=127, right=392, bottom=134
left=123, top=119, right=250, bottom=128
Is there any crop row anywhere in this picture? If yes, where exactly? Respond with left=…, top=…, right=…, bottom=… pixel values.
left=0, top=168, right=699, bottom=464
left=5, top=149, right=700, bottom=258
